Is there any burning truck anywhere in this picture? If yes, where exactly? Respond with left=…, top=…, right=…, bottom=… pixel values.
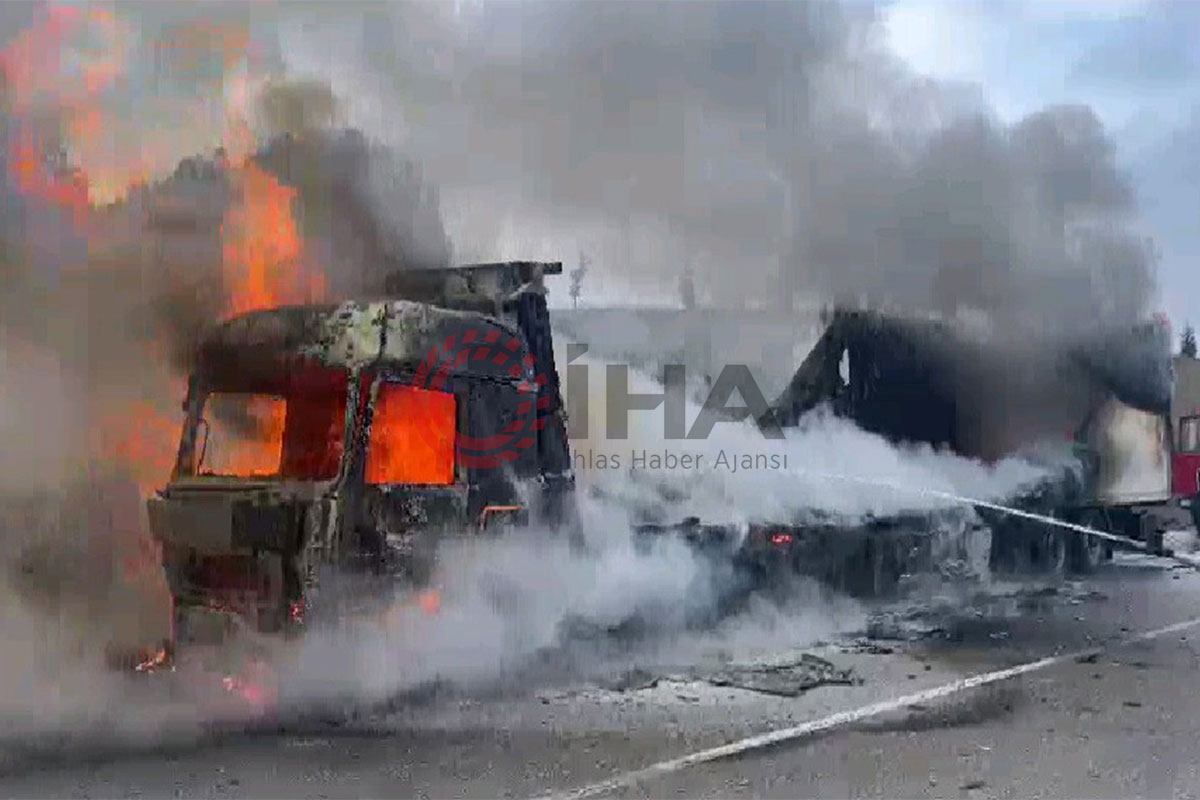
left=138, top=259, right=1180, bottom=670
left=144, top=261, right=574, bottom=666
left=739, top=307, right=1178, bottom=584
left=633, top=306, right=1179, bottom=603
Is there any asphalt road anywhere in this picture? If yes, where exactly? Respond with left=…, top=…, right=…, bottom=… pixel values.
left=3, top=555, right=1200, bottom=799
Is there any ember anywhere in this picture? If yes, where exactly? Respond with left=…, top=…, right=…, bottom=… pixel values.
left=133, top=646, right=172, bottom=674
left=222, top=659, right=278, bottom=713
left=417, top=589, right=442, bottom=616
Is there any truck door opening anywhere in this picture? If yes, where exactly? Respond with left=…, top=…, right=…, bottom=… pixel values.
left=1174, top=415, right=1200, bottom=497
left=365, top=383, right=457, bottom=486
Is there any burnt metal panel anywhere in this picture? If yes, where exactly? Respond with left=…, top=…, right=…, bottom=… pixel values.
left=148, top=494, right=235, bottom=554
left=230, top=498, right=302, bottom=552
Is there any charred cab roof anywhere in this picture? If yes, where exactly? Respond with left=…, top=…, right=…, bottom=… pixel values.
left=198, top=261, right=565, bottom=386
left=198, top=298, right=530, bottom=390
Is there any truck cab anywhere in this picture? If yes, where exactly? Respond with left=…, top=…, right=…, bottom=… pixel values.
left=147, top=262, right=573, bottom=655
left=1172, top=355, right=1200, bottom=501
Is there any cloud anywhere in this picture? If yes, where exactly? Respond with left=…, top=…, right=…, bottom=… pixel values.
left=1021, top=0, right=1155, bottom=24
left=882, top=1, right=990, bottom=82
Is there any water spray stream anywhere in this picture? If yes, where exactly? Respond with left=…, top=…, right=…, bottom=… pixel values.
left=793, top=470, right=1200, bottom=570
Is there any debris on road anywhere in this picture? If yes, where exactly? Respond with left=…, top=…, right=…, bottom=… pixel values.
left=705, top=654, right=859, bottom=697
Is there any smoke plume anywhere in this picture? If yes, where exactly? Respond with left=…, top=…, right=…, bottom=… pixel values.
left=0, top=1, right=456, bottom=725
left=0, top=0, right=1167, bottom=746
left=278, top=0, right=1157, bottom=331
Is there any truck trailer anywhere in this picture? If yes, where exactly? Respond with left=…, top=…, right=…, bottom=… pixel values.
left=757, top=307, right=1177, bottom=579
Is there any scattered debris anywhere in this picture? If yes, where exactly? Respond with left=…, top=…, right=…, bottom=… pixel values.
left=705, top=654, right=859, bottom=698
left=840, top=640, right=896, bottom=656
left=598, top=668, right=661, bottom=693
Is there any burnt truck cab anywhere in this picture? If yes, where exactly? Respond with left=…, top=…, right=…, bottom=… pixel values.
left=147, top=262, right=573, bottom=651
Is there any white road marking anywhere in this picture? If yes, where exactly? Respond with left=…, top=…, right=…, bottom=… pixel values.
left=540, top=616, right=1200, bottom=800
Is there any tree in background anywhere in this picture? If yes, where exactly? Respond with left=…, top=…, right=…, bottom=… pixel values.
left=569, top=251, right=588, bottom=309
left=1182, top=324, right=1197, bottom=358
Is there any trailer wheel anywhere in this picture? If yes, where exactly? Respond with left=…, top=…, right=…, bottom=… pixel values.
left=1014, top=525, right=1067, bottom=574
left=1069, top=510, right=1108, bottom=574
left=1040, top=529, right=1068, bottom=575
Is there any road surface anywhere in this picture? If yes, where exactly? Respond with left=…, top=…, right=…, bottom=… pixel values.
left=3, top=555, right=1200, bottom=799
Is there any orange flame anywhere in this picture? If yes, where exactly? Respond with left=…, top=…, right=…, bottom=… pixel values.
left=222, top=659, right=278, bottom=714
left=235, top=400, right=287, bottom=477
left=417, top=589, right=443, bottom=616
left=365, top=385, right=457, bottom=485
left=2, top=5, right=326, bottom=668
left=202, top=395, right=287, bottom=477
left=1, top=5, right=266, bottom=207
left=220, top=161, right=325, bottom=318
left=0, top=3, right=126, bottom=227
left=100, top=393, right=186, bottom=496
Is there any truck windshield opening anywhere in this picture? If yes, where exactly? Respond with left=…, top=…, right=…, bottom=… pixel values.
left=195, top=370, right=349, bottom=480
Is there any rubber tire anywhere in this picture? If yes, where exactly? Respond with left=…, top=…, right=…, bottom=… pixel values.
left=1069, top=510, right=1108, bottom=574
left=1040, top=529, right=1068, bottom=575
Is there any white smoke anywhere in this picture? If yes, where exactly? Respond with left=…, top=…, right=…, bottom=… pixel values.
left=0, top=0, right=1140, bottom=753
left=567, top=350, right=1060, bottom=524
left=276, top=344, right=1062, bottom=709
left=280, top=493, right=716, bottom=705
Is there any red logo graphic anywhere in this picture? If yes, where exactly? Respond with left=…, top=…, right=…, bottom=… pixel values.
left=412, top=327, right=548, bottom=469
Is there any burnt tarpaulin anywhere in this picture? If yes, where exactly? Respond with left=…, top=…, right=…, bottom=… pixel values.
left=769, top=310, right=964, bottom=452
